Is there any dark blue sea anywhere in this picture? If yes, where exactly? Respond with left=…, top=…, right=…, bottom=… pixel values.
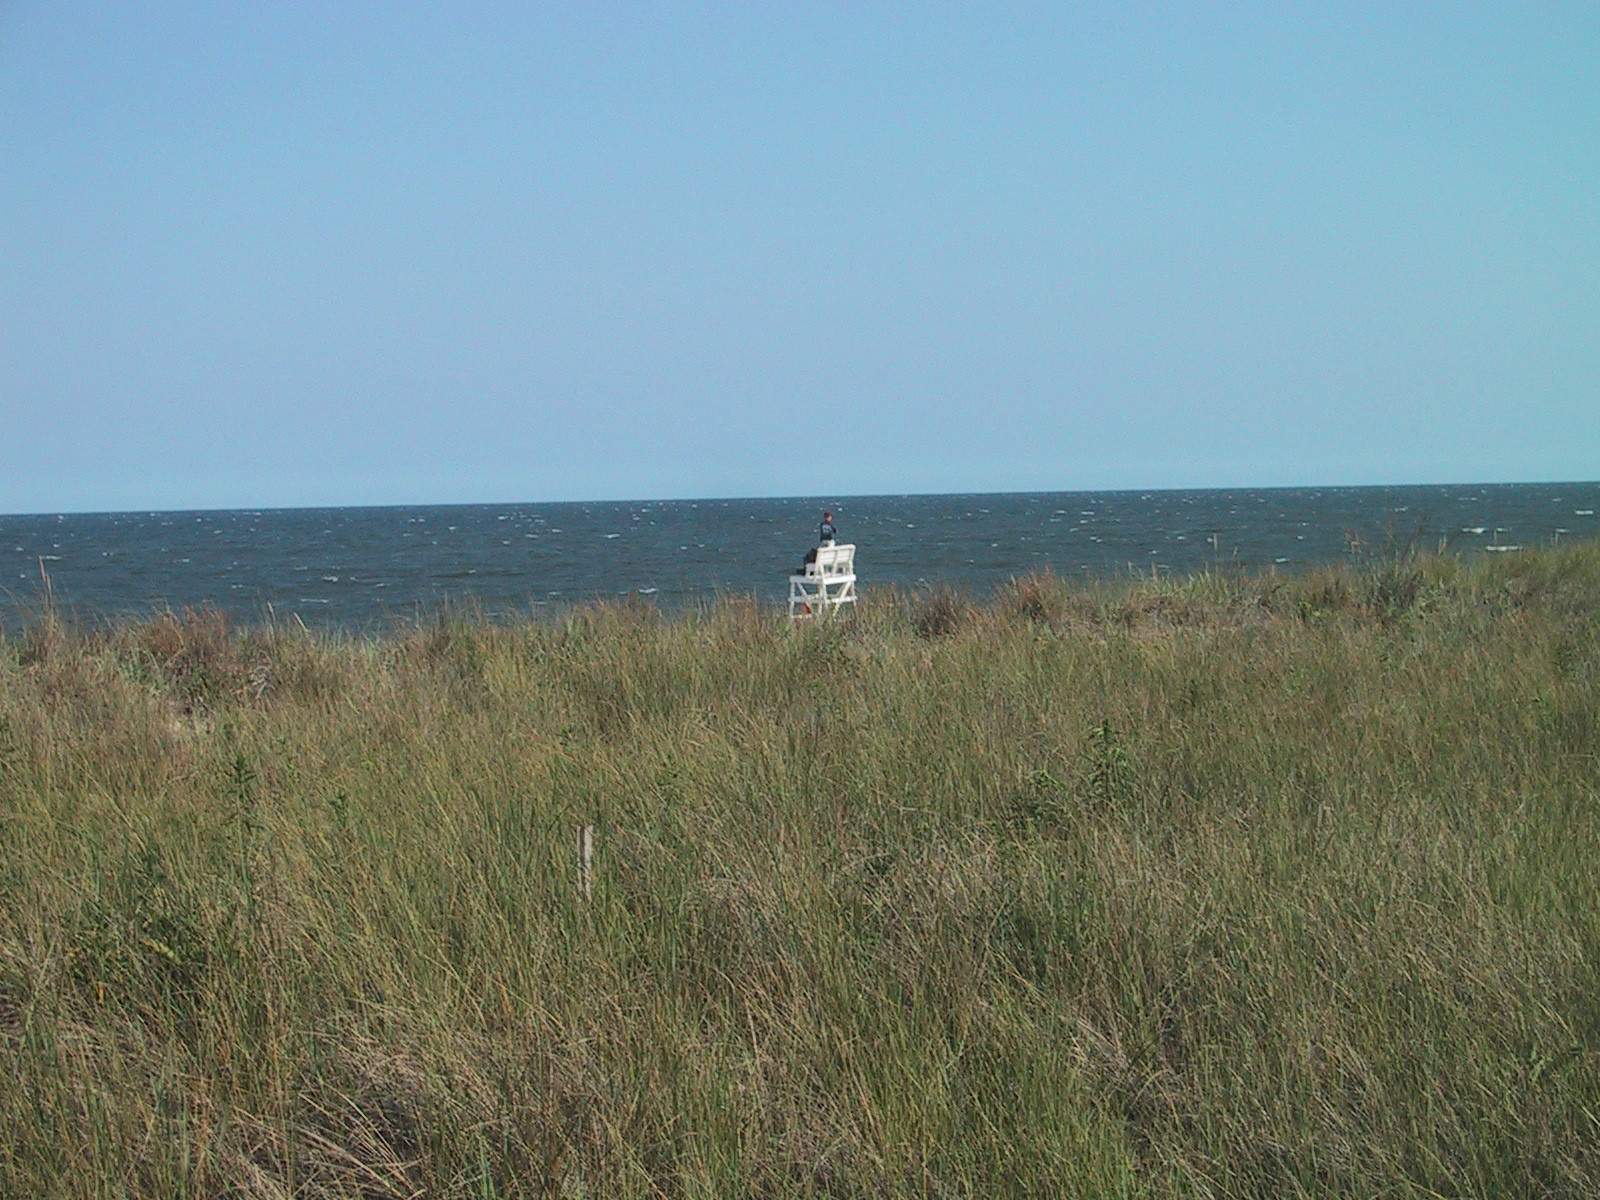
left=3, top=484, right=1597, bottom=632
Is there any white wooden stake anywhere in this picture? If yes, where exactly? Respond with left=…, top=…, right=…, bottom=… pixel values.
left=579, top=824, right=594, bottom=900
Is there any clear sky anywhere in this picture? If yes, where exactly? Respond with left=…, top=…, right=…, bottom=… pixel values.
left=3, top=3, right=1596, bottom=513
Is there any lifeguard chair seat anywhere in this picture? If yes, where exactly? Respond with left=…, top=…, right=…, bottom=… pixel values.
left=789, top=543, right=857, bottom=621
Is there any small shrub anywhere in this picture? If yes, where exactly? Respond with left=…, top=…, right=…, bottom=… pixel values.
left=1001, top=570, right=1068, bottom=625
left=136, top=606, right=249, bottom=711
left=1366, top=559, right=1427, bottom=621
left=911, top=588, right=975, bottom=638
left=1294, top=567, right=1356, bottom=619
left=998, top=569, right=1107, bottom=630
left=1081, top=719, right=1133, bottom=811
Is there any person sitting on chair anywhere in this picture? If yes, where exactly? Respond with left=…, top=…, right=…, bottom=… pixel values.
left=802, top=510, right=838, bottom=571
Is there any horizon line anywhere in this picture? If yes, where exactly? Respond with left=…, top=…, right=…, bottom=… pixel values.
left=4, top=476, right=1599, bottom=521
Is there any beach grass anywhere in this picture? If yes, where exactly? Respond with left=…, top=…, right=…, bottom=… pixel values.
left=2, top=544, right=1598, bottom=1197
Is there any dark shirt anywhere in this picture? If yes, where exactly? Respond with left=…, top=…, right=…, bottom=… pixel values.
left=819, top=520, right=837, bottom=543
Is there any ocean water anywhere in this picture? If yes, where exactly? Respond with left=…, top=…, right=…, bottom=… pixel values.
left=3, top=483, right=1596, bottom=631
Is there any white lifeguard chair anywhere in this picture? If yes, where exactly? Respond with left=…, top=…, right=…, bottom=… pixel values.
left=789, top=543, right=857, bottom=621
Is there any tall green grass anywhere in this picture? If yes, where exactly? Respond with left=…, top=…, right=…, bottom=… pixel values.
left=2, top=545, right=1598, bottom=1197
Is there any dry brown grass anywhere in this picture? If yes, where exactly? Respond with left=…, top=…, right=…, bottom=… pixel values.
left=1, top=544, right=1598, bottom=1196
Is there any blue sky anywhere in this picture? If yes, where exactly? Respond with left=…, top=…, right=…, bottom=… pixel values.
left=3, top=3, right=1596, bottom=513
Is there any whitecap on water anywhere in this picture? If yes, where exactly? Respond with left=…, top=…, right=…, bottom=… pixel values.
left=1577, top=510, right=1595, bottom=516
left=321, top=575, right=339, bottom=582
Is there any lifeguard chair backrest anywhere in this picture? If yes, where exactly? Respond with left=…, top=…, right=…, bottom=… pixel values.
left=815, top=543, right=855, bottom=576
